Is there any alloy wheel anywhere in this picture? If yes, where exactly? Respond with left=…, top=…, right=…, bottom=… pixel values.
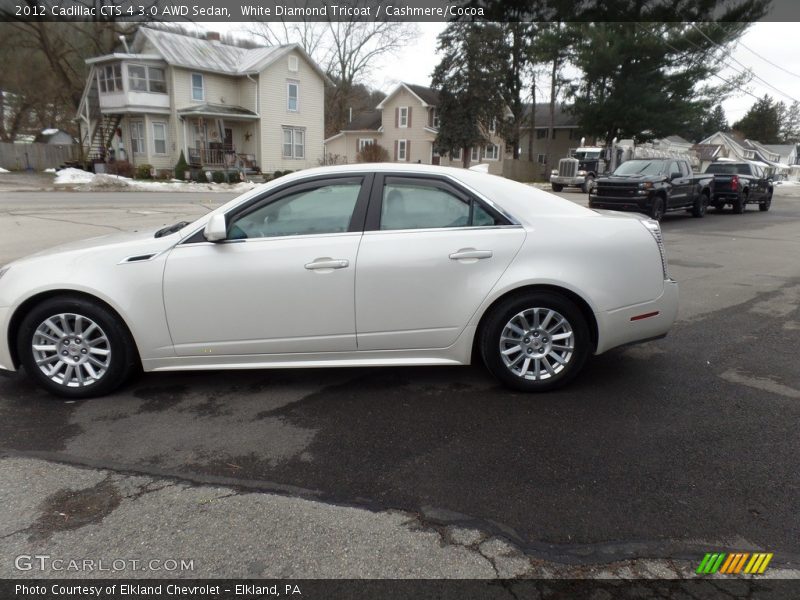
left=499, top=308, right=574, bottom=381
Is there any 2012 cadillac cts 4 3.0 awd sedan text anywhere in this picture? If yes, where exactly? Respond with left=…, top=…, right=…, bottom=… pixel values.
left=0, top=164, right=678, bottom=399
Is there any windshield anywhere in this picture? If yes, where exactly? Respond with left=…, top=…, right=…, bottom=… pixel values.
left=612, top=160, right=668, bottom=176
left=705, top=163, right=751, bottom=176
left=574, top=151, right=601, bottom=160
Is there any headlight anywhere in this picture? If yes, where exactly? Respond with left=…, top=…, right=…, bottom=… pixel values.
left=551, top=170, right=558, bottom=176
left=638, top=181, right=654, bottom=189
left=577, top=170, right=587, bottom=176
left=0, top=266, right=9, bottom=280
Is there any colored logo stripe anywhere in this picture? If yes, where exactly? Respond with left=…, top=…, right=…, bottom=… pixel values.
left=697, top=552, right=773, bottom=575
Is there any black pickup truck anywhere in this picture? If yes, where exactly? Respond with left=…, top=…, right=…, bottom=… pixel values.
left=704, top=161, right=773, bottom=213
left=589, top=158, right=714, bottom=221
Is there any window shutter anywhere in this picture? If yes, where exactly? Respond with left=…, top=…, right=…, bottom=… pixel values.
left=394, top=140, right=398, bottom=160
left=407, top=140, right=411, bottom=161
left=395, top=108, right=399, bottom=128
left=408, top=107, right=412, bottom=128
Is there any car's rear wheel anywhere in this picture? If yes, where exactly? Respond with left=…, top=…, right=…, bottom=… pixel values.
left=551, top=183, right=564, bottom=192
left=733, top=192, right=746, bottom=214
left=17, top=296, right=137, bottom=399
left=759, top=194, right=772, bottom=212
left=480, top=292, right=591, bottom=392
left=582, top=175, right=595, bottom=194
left=692, top=192, right=708, bottom=218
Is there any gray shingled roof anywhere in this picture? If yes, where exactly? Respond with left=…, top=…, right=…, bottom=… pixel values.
left=342, top=110, right=382, bottom=131
left=178, top=103, right=259, bottom=118
left=405, top=84, right=439, bottom=106
left=521, top=104, right=579, bottom=127
left=136, top=28, right=294, bottom=75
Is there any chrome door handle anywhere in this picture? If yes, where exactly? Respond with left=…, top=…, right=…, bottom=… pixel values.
left=304, top=258, right=349, bottom=270
left=449, top=249, right=493, bottom=260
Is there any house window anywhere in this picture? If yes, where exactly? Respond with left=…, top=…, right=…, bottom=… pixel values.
left=537, top=153, right=547, bottom=164
left=288, top=55, right=299, bottom=72
left=398, top=139, right=408, bottom=161
left=283, top=127, right=305, bottom=159
left=471, top=147, right=480, bottom=162
left=287, top=81, right=299, bottom=112
left=98, top=64, right=122, bottom=93
left=152, top=122, right=167, bottom=155
left=399, top=107, right=408, bottom=128
left=431, top=108, right=440, bottom=129
left=536, top=129, right=548, bottom=139
left=191, top=73, right=204, bottom=101
left=359, top=138, right=375, bottom=151
left=451, top=148, right=462, bottom=160
left=484, top=144, right=499, bottom=161
left=128, top=65, right=166, bottom=94
left=129, top=121, right=145, bottom=154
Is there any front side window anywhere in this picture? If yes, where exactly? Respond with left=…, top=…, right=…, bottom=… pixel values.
left=379, top=178, right=504, bottom=231
left=152, top=122, right=167, bottom=154
left=130, top=121, right=145, bottom=154
left=229, top=180, right=362, bottom=239
left=287, top=81, right=299, bottom=112
left=191, top=73, right=204, bottom=101
left=282, top=127, right=305, bottom=158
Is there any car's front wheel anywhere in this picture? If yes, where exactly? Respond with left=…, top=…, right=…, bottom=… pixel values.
left=17, top=296, right=137, bottom=399
left=551, top=183, right=564, bottom=192
left=480, top=292, right=591, bottom=392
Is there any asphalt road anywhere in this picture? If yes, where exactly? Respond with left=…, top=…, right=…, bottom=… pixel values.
left=0, top=183, right=799, bottom=570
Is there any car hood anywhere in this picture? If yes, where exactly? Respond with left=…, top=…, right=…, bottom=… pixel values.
left=599, top=174, right=664, bottom=183
left=6, top=228, right=178, bottom=268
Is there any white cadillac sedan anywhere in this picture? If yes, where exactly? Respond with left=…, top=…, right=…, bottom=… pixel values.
left=0, top=164, right=678, bottom=399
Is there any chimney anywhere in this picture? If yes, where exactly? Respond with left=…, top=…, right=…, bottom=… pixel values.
left=206, top=31, right=221, bottom=43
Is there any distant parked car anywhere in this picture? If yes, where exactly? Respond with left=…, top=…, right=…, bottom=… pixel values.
left=0, top=164, right=678, bottom=398
left=704, top=161, right=773, bottom=213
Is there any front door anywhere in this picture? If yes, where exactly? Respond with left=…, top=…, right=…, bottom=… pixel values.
left=163, top=176, right=370, bottom=356
left=355, top=175, right=525, bottom=350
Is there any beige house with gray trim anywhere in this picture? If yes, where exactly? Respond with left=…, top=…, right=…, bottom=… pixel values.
left=78, top=27, right=327, bottom=176
left=324, top=83, right=507, bottom=175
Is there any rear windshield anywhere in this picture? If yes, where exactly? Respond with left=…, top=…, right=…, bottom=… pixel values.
left=705, top=163, right=752, bottom=175
left=612, top=160, right=668, bottom=176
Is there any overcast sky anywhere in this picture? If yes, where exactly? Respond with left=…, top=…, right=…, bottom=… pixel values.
left=221, top=21, right=800, bottom=126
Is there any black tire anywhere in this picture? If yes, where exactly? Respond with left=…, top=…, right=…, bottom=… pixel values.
left=582, top=175, right=595, bottom=194
left=551, top=183, right=564, bottom=192
left=649, top=195, right=665, bottom=221
left=733, top=192, right=746, bottom=214
left=759, top=194, right=772, bottom=212
left=691, top=192, right=708, bottom=218
left=17, top=296, right=138, bottom=399
left=480, top=291, right=591, bottom=393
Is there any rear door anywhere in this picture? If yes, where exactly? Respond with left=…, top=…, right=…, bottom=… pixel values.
left=354, top=174, right=526, bottom=351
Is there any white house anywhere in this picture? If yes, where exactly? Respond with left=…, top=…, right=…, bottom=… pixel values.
left=77, top=27, right=328, bottom=176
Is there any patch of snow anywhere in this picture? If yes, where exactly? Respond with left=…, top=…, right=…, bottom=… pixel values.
left=54, top=167, right=95, bottom=184
left=41, top=128, right=59, bottom=135
left=0, top=167, right=9, bottom=173
left=44, top=168, right=56, bottom=173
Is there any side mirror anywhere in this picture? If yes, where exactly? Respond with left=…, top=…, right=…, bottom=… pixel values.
left=670, top=172, right=682, bottom=180
left=204, top=213, right=227, bottom=242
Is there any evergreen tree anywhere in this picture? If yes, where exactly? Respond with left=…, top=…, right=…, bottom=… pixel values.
left=431, top=23, right=507, bottom=167
left=733, top=95, right=782, bottom=143
left=779, top=100, right=800, bottom=143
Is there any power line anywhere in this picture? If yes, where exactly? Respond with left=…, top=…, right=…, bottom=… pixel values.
left=688, top=23, right=799, bottom=103
left=737, top=40, right=800, bottom=81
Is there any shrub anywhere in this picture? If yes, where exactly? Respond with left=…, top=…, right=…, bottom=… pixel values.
left=174, top=152, right=189, bottom=180
left=212, top=171, right=226, bottom=184
left=107, top=160, right=134, bottom=178
left=135, top=164, right=153, bottom=179
left=356, top=143, right=390, bottom=163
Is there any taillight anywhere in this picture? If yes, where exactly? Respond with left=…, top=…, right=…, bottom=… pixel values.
left=731, top=174, right=739, bottom=191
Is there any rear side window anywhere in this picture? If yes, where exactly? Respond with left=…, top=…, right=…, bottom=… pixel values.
left=705, top=163, right=752, bottom=175
left=379, top=178, right=504, bottom=231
